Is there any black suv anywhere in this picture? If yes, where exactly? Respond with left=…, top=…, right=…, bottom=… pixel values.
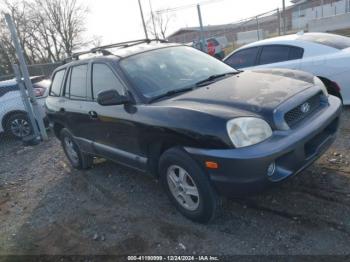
left=46, top=40, right=341, bottom=223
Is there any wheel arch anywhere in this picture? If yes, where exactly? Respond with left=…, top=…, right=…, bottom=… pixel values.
left=146, top=135, right=200, bottom=178
left=1, top=110, right=28, bottom=129
left=317, top=76, right=343, bottom=101
left=53, top=122, right=65, bottom=139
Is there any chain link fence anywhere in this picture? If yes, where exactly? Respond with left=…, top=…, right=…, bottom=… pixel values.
left=0, top=62, right=63, bottom=81
left=168, top=0, right=350, bottom=56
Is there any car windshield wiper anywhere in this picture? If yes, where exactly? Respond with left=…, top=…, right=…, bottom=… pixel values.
left=195, top=71, right=240, bottom=87
left=149, top=86, right=195, bottom=103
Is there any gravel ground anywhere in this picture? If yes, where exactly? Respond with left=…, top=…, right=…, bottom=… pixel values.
left=0, top=108, right=349, bottom=256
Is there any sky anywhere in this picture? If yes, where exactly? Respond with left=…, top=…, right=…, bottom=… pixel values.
left=84, top=0, right=292, bottom=45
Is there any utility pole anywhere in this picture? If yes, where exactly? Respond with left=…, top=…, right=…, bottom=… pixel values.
left=12, top=64, right=40, bottom=140
left=256, top=16, right=260, bottom=40
left=149, top=0, right=158, bottom=39
left=282, top=0, right=286, bottom=35
left=197, top=4, right=206, bottom=52
left=5, top=13, right=48, bottom=141
left=138, top=0, right=149, bottom=39
left=277, top=8, right=281, bottom=36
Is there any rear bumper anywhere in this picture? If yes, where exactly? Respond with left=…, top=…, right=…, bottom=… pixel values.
left=184, top=96, right=342, bottom=197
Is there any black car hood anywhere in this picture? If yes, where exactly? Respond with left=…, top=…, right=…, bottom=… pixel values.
left=158, top=68, right=315, bottom=118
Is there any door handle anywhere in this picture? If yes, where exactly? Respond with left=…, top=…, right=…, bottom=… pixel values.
left=88, top=111, right=98, bottom=119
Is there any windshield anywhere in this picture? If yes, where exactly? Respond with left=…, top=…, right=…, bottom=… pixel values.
left=120, top=46, right=236, bottom=99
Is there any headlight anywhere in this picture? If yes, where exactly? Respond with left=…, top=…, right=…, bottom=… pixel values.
left=226, top=117, right=272, bottom=148
left=314, top=76, right=328, bottom=96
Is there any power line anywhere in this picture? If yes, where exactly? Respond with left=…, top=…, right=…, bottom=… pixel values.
left=156, top=0, right=225, bottom=14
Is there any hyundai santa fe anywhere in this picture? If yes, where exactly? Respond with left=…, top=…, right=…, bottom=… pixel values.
left=46, top=40, right=342, bottom=223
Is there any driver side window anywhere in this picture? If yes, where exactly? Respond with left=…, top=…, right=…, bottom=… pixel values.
left=92, top=63, right=125, bottom=100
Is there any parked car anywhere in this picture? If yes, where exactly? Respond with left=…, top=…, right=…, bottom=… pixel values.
left=224, top=32, right=350, bottom=104
left=0, top=76, right=50, bottom=138
left=193, top=37, right=226, bottom=59
left=46, top=40, right=341, bottom=223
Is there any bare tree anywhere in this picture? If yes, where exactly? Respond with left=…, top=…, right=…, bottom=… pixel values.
left=147, top=10, right=175, bottom=40
left=0, top=0, right=92, bottom=76
left=34, top=0, right=89, bottom=57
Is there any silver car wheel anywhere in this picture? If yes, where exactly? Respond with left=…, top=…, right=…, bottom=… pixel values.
left=10, top=118, right=31, bottom=138
left=166, top=165, right=200, bottom=211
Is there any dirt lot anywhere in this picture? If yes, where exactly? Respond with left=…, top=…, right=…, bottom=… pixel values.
left=0, top=108, right=349, bottom=256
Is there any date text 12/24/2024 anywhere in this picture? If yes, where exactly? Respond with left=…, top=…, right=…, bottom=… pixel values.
left=127, top=256, right=220, bottom=261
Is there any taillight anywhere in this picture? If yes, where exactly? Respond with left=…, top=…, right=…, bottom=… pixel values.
left=34, top=87, right=46, bottom=97
left=332, top=81, right=341, bottom=92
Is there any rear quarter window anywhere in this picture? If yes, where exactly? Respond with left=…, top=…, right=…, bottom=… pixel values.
left=289, top=46, right=304, bottom=60
left=50, top=69, right=65, bottom=96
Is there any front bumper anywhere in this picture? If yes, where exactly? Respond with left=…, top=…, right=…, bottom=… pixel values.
left=184, top=96, right=342, bottom=197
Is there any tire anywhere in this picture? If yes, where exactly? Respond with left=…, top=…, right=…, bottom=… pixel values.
left=60, top=128, right=93, bottom=169
left=4, top=113, right=33, bottom=139
left=159, top=147, right=220, bottom=223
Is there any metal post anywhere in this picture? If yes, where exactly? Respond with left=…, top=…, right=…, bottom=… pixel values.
left=197, top=4, right=206, bottom=52
left=5, top=13, right=48, bottom=140
left=148, top=0, right=158, bottom=39
left=321, top=0, right=324, bottom=17
left=277, top=8, right=281, bottom=36
left=256, top=16, right=260, bottom=40
left=282, top=0, right=286, bottom=35
left=138, top=0, right=149, bottom=39
left=12, top=64, right=40, bottom=139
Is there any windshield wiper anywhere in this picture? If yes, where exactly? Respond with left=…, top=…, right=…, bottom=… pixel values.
left=195, top=71, right=239, bottom=87
left=149, top=86, right=195, bottom=103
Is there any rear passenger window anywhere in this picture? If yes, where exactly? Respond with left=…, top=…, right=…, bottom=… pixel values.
left=225, top=47, right=259, bottom=69
left=92, top=63, right=125, bottom=99
left=259, top=46, right=290, bottom=65
left=69, top=64, right=88, bottom=100
left=259, top=45, right=304, bottom=65
left=50, top=70, right=65, bottom=96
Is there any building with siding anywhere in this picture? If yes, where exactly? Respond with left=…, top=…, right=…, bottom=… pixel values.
left=167, top=0, right=350, bottom=45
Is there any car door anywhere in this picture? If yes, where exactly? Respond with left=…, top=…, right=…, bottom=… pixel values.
left=61, top=63, right=95, bottom=152
left=87, top=62, right=146, bottom=169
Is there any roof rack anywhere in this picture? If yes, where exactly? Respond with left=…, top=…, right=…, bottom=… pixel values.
left=70, top=38, right=169, bottom=61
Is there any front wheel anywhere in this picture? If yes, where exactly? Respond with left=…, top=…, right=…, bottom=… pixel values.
left=159, top=147, right=220, bottom=223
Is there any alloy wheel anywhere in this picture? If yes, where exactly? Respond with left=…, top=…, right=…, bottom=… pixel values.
left=10, top=118, right=31, bottom=138
left=166, top=165, right=200, bottom=211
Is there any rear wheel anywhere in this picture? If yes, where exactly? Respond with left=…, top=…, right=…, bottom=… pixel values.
left=5, top=113, right=33, bottom=139
left=159, top=147, right=220, bottom=223
left=60, top=128, right=93, bottom=169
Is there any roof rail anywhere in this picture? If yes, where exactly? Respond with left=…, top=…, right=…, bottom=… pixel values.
left=70, top=38, right=169, bottom=61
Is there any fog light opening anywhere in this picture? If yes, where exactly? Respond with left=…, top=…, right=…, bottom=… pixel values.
left=267, top=162, right=276, bottom=177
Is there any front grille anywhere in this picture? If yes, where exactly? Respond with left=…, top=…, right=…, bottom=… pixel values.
left=284, top=93, right=322, bottom=127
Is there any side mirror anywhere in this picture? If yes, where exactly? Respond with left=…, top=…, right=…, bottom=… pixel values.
left=97, top=89, right=130, bottom=106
